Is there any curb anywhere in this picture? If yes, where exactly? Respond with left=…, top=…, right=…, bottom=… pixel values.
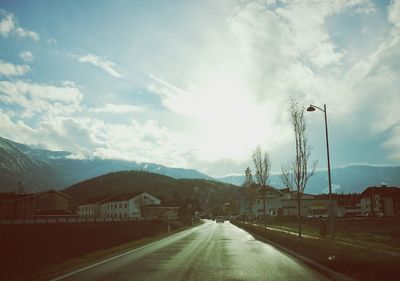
left=233, top=222, right=354, bottom=281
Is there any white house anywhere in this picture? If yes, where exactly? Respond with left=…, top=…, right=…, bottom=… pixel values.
left=77, top=196, right=111, bottom=219
left=240, top=186, right=335, bottom=218
left=101, top=192, right=161, bottom=220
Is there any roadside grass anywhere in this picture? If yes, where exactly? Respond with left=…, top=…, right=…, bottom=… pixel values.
left=255, top=217, right=400, bottom=254
left=2, top=221, right=200, bottom=281
left=30, top=223, right=200, bottom=281
left=234, top=220, right=400, bottom=281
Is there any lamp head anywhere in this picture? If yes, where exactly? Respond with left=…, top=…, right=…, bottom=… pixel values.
left=306, top=105, right=316, bottom=112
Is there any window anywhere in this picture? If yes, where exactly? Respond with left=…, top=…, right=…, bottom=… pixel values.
left=124, top=203, right=127, bottom=208
left=119, top=203, right=122, bottom=208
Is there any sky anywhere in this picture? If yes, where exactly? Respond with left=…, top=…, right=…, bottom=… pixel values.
left=0, top=0, right=399, bottom=177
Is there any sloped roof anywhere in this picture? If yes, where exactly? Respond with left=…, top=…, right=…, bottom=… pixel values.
left=34, top=190, right=72, bottom=199
left=361, top=186, right=400, bottom=197
left=33, top=209, right=74, bottom=216
left=0, top=192, right=31, bottom=201
left=0, top=190, right=71, bottom=201
left=145, top=204, right=179, bottom=208
left=79, top=195, right=111, bottom=205
left=102, top=191, right=159, bottom=203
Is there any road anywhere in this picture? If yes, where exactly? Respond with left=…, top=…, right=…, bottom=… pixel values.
left=51, top=220, right=330, bottom=281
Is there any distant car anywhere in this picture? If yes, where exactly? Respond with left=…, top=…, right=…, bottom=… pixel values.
left=216, top=216, right=224, bottom=223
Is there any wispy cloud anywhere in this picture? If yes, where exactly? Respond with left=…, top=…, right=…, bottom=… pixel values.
left=15, top=27, right=39, bottom=41
left=19, top=51, right=34, bottom=62
left=0, top=60, right=30, bottom=76
left=90, top=103, right=144, bottom=114
left=0, top=9, right=39, bottom=41
left=78, top=54, right=122, bottom=78
left=0, top=10, right=15, bottom=37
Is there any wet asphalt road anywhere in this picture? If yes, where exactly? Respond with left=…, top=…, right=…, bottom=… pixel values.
left=51, top=220, right=330, bottom=281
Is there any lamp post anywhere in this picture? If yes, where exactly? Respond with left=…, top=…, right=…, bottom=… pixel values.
left=306, top=104, right=334, bottom=239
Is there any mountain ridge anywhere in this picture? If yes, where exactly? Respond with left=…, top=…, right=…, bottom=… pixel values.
left=0, top=137, right=213, bottom=192
left=1, top=136, right=399, bottom=194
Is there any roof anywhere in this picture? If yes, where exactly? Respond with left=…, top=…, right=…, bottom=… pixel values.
left=0, top=190, right=71, bottom=201
left=361, top=186, right=400, bottom=197
left=79, top=195, right=111, bottom=205
left=145, top=204, right=179, bottom=209
left=0, top=192, right=31, bottom=201
left=34, top=190, right=72, bottom=199
left=257, top=186, right=285, bottom=197
left=314, top=193, right=360, bottom=200
left=102, top=192, right=155, bottom=203
left=33, top=209, right=74, bottom=216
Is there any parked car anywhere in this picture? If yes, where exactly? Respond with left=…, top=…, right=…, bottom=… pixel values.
left=216, top=216, right=224, bottom=223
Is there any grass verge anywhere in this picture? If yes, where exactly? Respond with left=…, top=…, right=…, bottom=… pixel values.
left=233, top=221, right=400, bottom=281
left=6, top=222, right=201, bottom=281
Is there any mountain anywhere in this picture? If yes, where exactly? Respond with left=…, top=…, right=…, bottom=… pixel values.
left=217, top=165, right=400, bottom=194
left=62, top=170, right=240, bottom=215
left=2, top=136, right=399, bottom=195
left=0, top=137, right=66, bottom=192
left=0, top=137, right=213, bottom=193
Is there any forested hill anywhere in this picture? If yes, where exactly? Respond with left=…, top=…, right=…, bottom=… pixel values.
left=62, top=170, right=240, bottom=215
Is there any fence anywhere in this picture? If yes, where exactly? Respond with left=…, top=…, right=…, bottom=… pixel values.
left=0, top=216, right=151, bottom=225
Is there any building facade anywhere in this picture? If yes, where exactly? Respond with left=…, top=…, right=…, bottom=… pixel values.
left=101, top=192, right=161, bottom=219
left=0, top=190, right=72, bottom=219
left=77, top=196, right=111, bottom=219
left=240, top=186, right=334, bottom=219
left=360, top=185, right=400, bottom=217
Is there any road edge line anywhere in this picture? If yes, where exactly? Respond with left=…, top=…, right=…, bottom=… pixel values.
left=47, top=223, right=204, bottom=281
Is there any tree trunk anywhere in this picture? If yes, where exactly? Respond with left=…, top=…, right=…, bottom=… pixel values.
left=250, top=201, right=253, bottom=223
left=297, top=195, right=302, bottom=238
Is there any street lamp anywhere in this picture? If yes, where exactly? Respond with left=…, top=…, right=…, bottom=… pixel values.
left=306, top=104, right=334, bottom=239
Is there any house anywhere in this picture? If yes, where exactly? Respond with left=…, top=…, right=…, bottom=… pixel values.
left=143, top=205, right=179, bottom=221
left=240, top=186, right=337, bottom=218
left=101, top=192, right=161, bottom=220
left=240, top=186, right=286, bottom=218
left=335, top=194, right=361, bottom=217
left=0, top=190, right=72, bottom=220
left=77, top=196, right=111, bottom=219
left=360, top=185, right=400, bottom=217
left=0, top=193, right=29, bottom=219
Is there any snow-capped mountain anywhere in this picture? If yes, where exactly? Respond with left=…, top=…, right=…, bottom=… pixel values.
left=217, top=165, right=400, bottom=194
left=1, top=136, right=399, bottom=194
left=0, top=137, right=213, bottom=192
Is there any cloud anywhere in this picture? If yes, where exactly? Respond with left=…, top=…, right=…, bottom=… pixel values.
left=19, top=51, right=34, bottom=62
left=0, top=9, right=39, bottom=40
left=15, top=27, right=39, bottom=41
left=0, top=10, right=15, bottom=36
left=0, top=110, right=192, bottom=168
left=78, top=54, right=122, bottom=78
left=0, top=80, right=83, bottom=117
left=47, top=38, right=57, bottom=45
left=388, top=0, right=400, bottom=33
left=90, top=103, right=144, bottom=114
left=0, top=60, right=30, bottom=76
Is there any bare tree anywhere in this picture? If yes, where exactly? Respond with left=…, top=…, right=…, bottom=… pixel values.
left=252, top=145, right=271, bottom=219
left=281, top=99, right=317, bottom=237
left=243, top=167, right=257, bottom=222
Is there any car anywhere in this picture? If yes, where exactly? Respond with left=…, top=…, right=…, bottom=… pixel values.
left=215, top=216, right=224, bottom=223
